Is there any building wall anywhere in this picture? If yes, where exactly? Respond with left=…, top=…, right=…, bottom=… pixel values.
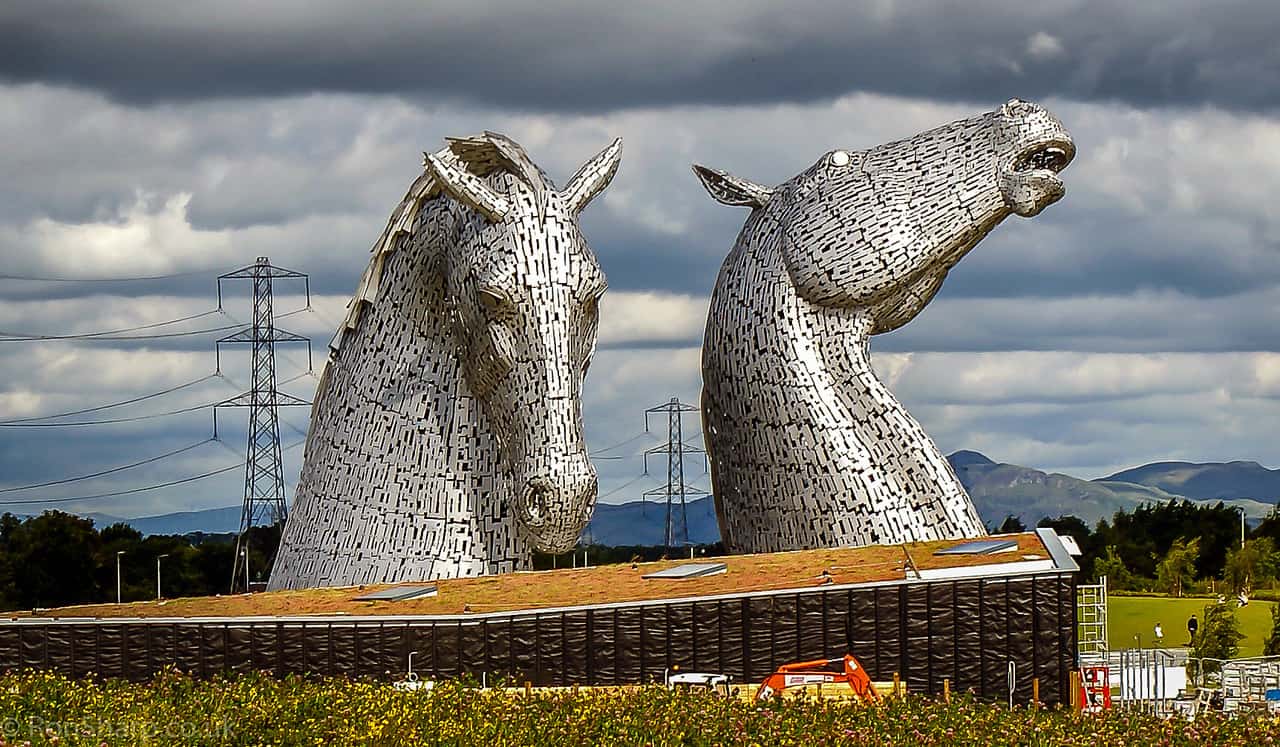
left=0, top=572, right=1077, bottom=704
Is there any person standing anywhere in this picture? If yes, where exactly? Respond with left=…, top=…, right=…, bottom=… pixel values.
left=1154, top=622, right=1164, bottom=646
left=1187, top=614, right=1198, bottom=645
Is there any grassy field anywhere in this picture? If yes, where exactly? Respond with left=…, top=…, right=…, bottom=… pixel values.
left=1109, top=595, right=1276, bottom=656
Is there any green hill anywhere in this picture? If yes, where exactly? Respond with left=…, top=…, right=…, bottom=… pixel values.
left=950, top=451, right=1274, bottom=528
left=1101, top=460, right=1280, bottom=503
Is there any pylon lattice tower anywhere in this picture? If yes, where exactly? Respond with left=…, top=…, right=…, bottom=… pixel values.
left=215, top=257, right=311, bottom=593
left=643, top=397, right=708, bottom=554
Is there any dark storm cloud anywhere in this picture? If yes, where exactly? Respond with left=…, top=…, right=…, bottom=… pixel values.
left=2, top=1, right=1279, bottom=111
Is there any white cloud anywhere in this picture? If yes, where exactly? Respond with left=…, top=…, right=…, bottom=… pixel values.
left=598, top=291, right=708, bottom=345
left=1026, top=31, right=1065, bottom=60
left=880, top=350, right=1280, bottom=477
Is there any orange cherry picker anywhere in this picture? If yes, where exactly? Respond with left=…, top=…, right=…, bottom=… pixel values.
left=754, top=654, right=881, bottom=703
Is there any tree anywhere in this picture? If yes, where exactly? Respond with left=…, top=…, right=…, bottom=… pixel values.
left=1038, top=515, right=1091, bottom=544
left=1193, top=601, right=1244, bottom=673
left=995, top=515, right=1026, bottom=534
left=1264, top=603, right=1280, bottom=657
left=1108, top=500, right=1239, bottom=580
left=1223, top=537, right=1277, bottom=596
left=5, top=511, right=102, bottom=608
left=1155, top=537, right=1199, bottom=597
left=1091, top=545, right=1134, bottom=590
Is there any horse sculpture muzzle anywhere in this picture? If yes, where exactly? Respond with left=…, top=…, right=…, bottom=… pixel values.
left=513, top=455, right=598, bottom=552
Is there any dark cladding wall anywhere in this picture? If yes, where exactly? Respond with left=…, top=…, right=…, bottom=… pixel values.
left=0, top=572, right=1077, bottom=704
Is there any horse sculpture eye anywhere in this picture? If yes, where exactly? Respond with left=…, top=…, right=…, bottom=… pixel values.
left=477, top=288, right=511, bottom=315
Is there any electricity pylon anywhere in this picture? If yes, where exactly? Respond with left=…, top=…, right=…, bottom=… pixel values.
left=215, top=257, right=311, bottom=593
left=643, top=397, right=708, bottom=554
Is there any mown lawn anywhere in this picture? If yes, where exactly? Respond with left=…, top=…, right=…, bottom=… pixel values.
left=1108, top=595, right=1275, bottom=656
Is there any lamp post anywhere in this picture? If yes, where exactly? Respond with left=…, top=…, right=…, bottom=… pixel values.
left=240, top=548, right=250, bottom=592
left=115, top=550, right=125, bottom=604
left=156, top=554, right=169, bottom=600
left=1234, top=507, right=1246, bottom=547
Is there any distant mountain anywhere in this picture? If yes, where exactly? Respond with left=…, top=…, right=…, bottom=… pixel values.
left=584, top=495, right=719, bottom=547
left=126, top=506, right=243, bottom=535
left=72, top=506, right=242, bottom=536
left=1101, top=461, right=1280, bottom=504
left=953, top=453, right=1173, bottom=527
left=69, top=500, right=722, bottom=546
left=948, top=450, right=995, bottom=469
left=952, top=452, right=1275, bottom=528
left=50, top=452, right=1278, bottom=544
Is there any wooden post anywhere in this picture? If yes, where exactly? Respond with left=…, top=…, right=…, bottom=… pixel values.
left=943, top=677, right=951, bottom=703
left=1069, top=671, right=1081, bottom=711
left=1032, top=678, right=1040, bottom=708
left=893, top=672, right=901, bottom=697
left=524, top=680, right=532, bottom=697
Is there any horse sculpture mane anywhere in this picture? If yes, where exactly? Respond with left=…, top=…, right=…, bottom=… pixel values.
left=270, top=132, right=621, bottom=589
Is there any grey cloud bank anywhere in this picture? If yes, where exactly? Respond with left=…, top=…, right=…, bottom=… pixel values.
left=3, top=2, right=1280, bottom=112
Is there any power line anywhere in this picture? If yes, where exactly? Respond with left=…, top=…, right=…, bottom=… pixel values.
left=0, top=439, right=305, bottom=506
left=0, top=308, right=307, bottom=342
left=0, top=309, right=219, bottom=341
left=0, top=374, right=217, bottom=425
left=0, top=401, right=212, bottom=427
left=599, top=473, right=653, bottom=500
left=589, top=432, right=655, bottom=456
left=0, top=438, right=216, bottom=494
left=303, top=304, right=342, bottom=330
left=5, top=371, right=308, bottom=431
left=0, top=267, right=230, bottom=282
left=274, top=349, right=318, bottom=377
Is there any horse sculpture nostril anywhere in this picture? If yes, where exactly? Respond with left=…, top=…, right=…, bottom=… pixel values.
left=523, top=483, right=552, bottom=525
left=514, top=470, right=597, bottom=553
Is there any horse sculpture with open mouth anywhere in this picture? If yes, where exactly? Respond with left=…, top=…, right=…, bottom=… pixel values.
left=695, top=99, right=1074, bottom=553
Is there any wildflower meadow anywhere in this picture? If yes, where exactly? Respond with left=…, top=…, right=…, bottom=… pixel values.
left=0, top=669, right=1278, bottom=746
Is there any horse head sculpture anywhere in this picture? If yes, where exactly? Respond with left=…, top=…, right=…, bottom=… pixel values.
left=430, top=135, right=618, bottom=551
left=694, top=100, right=1073, bottom=553
left=270, top=133, right=620, bottom=587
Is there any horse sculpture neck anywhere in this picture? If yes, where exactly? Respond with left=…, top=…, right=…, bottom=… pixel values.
left=702, top=216, right=983, bottom=552
left=271, top=195, right=523, bottom=589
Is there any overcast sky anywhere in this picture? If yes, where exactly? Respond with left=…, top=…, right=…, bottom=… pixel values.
left=1, top=0, right=1278, bottom=520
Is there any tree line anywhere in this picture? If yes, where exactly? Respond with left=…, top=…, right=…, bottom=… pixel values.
left=0, top=511, right=281, bottom=611
left=1018, top=499, right=1280, bottom=598
left=5, top=498, right=1278, bottom=612
left=0, top=510, right=727, bottom=611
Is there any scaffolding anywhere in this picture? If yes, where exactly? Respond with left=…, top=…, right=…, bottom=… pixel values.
left=1078, top=575, right=1109, bottom=661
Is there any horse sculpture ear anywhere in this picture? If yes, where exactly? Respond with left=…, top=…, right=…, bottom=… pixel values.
left=424, top=149, right=511, bottom=222
left=692, top=164, right=772, bottom=209
left=561, top=138, right=622, bottom=214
